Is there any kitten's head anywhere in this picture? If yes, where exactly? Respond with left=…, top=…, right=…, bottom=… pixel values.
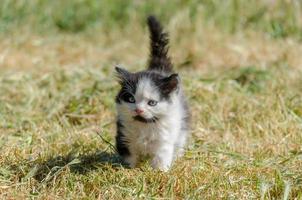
left=115, top=66, right=179, bottom=123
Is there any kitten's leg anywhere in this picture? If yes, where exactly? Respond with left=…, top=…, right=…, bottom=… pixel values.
left=116, top=132, right=138, bottom=168
left=123, top=142, right=140, bottom=168
left=151, top=143, right=174, bottom=172
left=124, top=152, right=138, bottom=168
left=174, top=132, right=187, bottom=159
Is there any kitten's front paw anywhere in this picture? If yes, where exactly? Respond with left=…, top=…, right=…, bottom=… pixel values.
left=124, top=156, right=137, bottom=168
left=151, top=158, right=171, bottom=172
left=175, top=148, right=184, bottom=159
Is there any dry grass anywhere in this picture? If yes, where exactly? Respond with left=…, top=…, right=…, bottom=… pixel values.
left=1, top=1, right=302, bottom=199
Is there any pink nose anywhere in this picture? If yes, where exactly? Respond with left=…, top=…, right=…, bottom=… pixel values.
left=135, top=108, right=143, bottom=114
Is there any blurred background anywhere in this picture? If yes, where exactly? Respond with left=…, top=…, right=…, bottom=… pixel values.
left=0, top=0, right=302, bottom=72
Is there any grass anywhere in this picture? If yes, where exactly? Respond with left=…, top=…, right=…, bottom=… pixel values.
left=1, top=0, right=302, bottom=199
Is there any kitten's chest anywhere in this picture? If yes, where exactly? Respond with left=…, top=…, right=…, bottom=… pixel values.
left=138, top=125, right=162, bottom=144
left=127, top=122, right=170, bottom=154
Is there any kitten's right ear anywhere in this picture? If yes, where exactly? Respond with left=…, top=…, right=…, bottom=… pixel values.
left=115, top=66, right=132, bottom=83
left=160, top=73, right=179, bottom=94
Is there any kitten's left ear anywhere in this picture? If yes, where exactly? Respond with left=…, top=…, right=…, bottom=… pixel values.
left=115, top=66, right=132, bottom=83
left=160, top=73, right=179, bottom=94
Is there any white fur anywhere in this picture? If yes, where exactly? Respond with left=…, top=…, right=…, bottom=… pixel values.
left=116, top=78, right=187, bottom=171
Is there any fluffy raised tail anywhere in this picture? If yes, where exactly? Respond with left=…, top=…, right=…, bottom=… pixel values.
left=147, top=15, right=173, bottom=72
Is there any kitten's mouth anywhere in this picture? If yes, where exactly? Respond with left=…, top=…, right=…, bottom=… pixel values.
left=133, top=115, right=159, bottom=123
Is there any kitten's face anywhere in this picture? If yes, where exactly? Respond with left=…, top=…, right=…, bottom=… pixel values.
left=115, top=67, right=178, bottom=122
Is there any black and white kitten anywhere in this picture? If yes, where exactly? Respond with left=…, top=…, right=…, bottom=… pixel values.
left=115, top=16, right=189, bottom=171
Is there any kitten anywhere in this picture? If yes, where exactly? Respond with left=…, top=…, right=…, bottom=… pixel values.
left=114, top=16, right=190, bottom=171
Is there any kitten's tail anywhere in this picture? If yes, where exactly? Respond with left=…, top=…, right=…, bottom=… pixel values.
left=147, top=15, right=173, bottom=72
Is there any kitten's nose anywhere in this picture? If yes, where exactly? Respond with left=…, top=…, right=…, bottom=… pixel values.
left=135, top=108, right=144, bottom=114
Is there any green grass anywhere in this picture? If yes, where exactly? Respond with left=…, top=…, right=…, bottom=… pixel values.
left=1, top=0, right=302, bottom=199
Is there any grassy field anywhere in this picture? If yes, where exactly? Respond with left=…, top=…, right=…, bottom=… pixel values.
left=1, top=0, right=302, bottom=199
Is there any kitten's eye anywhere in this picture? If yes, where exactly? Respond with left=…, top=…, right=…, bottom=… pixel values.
left=123, top=93, right=135, bottom=103
left=148, top=100, right=157, bottom=106
left=128, top=96, right=135, bottom=103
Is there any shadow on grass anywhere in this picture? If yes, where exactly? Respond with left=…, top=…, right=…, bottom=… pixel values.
left=33, top=151, right=125, bottom=182
left=29, top=131, right=126, bottom=183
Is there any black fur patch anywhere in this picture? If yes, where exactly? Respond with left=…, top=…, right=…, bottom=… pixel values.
left=155, top=73, right=179, bottom=99
left=115, top=67, right=139, bottom=104
left=133, top=115, right=159, bottom=123
left=115, top=120, right=130, bottom=157
left=147, top=16, right=173, bottom=73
